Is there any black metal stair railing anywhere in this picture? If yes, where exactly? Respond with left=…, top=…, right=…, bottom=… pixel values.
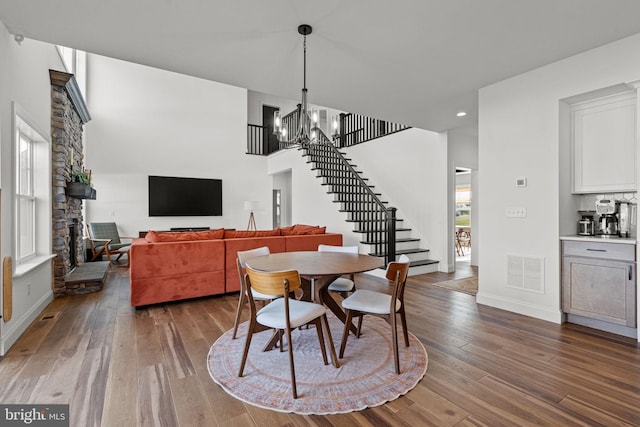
left=302, top=130, right=396, bottom=265
left=246, top=124, right=269, bottom=155
left=336, top=113, right=410, bottom=148
left=279, top=105, right=302, bottom=150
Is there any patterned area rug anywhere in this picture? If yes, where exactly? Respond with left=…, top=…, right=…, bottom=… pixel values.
left=207, top=314, right=428, bottom=415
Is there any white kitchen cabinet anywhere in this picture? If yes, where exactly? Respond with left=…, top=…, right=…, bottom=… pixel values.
left=562, top=240, right=636, bottom=329
left=571, top=90, right=637, bottom=194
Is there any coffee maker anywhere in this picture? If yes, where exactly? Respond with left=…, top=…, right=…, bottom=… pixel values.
left=617, top=201, right=637, bottom=238
left=577, top=210, right=596, bottom=236
left=596, top=198, right=619, bottom=236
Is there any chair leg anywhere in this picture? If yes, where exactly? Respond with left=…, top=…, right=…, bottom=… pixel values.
left=285, top=325, right=297, bottom=399
left=339, top=309, right=354, bottom=358
left=320, top=314, right=340, bottom=368
left=399, top=307, right=409, bottom=347
left=312, top=318, right=328, bottom=365
left=390, top=313, right=400, bottom=374
left=231, top=290, right=246, bottom=339
left=238, top=317, right=257, bottom=377
left=356, top=314, right=364, bottom=338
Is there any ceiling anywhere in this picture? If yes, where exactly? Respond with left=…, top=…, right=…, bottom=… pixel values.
left=3, top=0, right=640, bottom=133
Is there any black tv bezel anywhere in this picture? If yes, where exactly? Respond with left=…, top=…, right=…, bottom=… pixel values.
left=148, top=175, right=222, bottom=217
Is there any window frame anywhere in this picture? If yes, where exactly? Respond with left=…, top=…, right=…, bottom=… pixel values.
left=14, top=104, right=50, bottom=264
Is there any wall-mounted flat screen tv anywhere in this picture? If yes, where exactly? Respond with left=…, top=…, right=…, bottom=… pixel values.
left=148, top=175, right=222, bottom=216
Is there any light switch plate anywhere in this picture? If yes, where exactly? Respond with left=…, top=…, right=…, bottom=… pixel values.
left=515, top=177, right=527, bottom=187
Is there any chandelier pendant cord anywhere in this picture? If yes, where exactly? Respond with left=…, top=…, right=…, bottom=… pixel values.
left=275, top=24, right=315, bottom=147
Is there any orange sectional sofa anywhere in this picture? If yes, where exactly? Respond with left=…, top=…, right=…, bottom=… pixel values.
left=129, top=226, right=342, bottom=307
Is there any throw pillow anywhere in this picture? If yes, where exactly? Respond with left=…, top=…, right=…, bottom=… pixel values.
left=145, top=228, right=224, bottom=243
left=224, top=229, right=280, bottom=239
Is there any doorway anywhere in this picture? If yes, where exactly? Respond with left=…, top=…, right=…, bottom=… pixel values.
left=455, top=168, right=472, bottom=264
left=262, top=105, right=280, bottom=154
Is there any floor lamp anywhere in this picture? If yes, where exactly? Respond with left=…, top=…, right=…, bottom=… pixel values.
left=244, top=201, right=257, bottom=231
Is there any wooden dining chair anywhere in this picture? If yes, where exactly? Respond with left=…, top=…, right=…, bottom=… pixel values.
left=317, top=244, right=359, bottom=297
left=339, top=254, right=411, bottom=374
left=239, top=267, right=339, bottom=399
left=232, top=246, right=278, bottom=339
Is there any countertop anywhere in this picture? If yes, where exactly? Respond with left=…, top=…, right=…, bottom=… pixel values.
left=560, top=235, right=637, bottom=245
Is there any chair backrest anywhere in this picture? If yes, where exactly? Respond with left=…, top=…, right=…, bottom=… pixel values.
left=385, top=254, right=409, bottom=283
left=236, top=246, right=270, bottom=294
left=88, top=222, right=121, bottom=244
left=318, top=244, right=358, bottom=254
left=385, top=255, right=410, bottom=306
left=237, top=246, right=270, bottom=268
left=245, top=267, right=301, bottom=297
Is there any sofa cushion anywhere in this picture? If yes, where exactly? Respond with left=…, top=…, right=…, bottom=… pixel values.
left=284, top=233, right=343, bottom=252
left=224, top=229, right=281, bottom=239
left=277, top=225, right=296, bottom=235
left=286, top=224, right=326, bottom=235
left=144, top=229, right=224, bottom=242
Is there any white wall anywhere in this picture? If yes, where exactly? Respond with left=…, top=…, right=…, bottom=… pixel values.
left=0, top=22, right=61, bottom=354
left=84, top=55, right=272, bottom=235
left=349, top=128, right=449, bottom=270
left=478, top=33, right=640, bottom=323
left=268, top=128, right=450, bottom=270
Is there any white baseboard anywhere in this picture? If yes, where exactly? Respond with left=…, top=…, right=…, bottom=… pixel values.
left=0, top=291, right=54, bottom=356
left=476, top=291, right=563, bottom=324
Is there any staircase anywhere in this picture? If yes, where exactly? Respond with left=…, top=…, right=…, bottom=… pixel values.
left=299, top=132, right=439, bottom=274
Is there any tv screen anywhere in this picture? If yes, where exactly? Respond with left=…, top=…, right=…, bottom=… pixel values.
left=148, top=175, right=222, bottom=216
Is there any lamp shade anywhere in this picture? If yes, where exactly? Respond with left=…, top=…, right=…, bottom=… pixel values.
left=244, top=201, right=257, bottom=211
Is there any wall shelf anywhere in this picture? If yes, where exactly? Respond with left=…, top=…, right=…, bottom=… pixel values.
left=66, top=182, right=96, bottom=200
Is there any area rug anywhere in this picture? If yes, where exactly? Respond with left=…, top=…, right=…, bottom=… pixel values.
left=429, top=277, right=478, bottom=295
left=207, top=314, right=428, bottom=415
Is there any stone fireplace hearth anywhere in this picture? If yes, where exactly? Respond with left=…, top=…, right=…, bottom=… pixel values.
left=50, top=70, right=94, bottom=297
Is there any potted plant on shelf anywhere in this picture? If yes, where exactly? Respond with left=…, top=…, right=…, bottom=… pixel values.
left=67, top=169, right=96, bottom=199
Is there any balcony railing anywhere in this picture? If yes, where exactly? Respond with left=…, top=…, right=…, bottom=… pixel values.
left=246, top=107, right=409, bottom=155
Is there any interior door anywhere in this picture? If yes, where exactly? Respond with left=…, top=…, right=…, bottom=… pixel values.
left=262, top=105, right=280, bottom=154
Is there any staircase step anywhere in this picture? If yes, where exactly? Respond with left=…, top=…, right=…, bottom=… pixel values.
left=360, top=237, right=418, bottom=244
left=408, top=258, right=439, bottom=267
left=313, top=168, right=363, bottom=175
left=339, top=207, right=389, bottom=213
left=325, top=187, right=378, bottom=193
left=331, top=190, right=382, bottom=196
left=369, top=248, right=430, bottom=257
left=354, top=227, right=411, bottom=233
left=321, top=180, right=370, bottom=185
left=307, top=158, right=354, bottom=164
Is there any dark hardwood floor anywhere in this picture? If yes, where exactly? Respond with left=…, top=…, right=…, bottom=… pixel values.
left=1, top=263, right=639, bottom=426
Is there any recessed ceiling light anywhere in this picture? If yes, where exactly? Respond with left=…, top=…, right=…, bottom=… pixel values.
left=456, top=111, right=467, bottom=117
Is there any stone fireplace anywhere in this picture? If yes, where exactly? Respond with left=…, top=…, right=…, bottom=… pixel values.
left=50, top=70, right=92, bottom=297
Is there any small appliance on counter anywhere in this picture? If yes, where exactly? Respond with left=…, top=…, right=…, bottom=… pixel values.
left=617, top=201, right=636, bottom=238
left=577, top=210, right=596, bottom=236
left=595, top=198, right=619, bottom=236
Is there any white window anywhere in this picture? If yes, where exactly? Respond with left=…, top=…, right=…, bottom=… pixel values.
left=15, top=105, right=50, bottom=264
left=17, top=129, right=35, bottom=260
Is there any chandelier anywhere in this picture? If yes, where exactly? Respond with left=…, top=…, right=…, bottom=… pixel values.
left=273, top=24, right=318, bottom=146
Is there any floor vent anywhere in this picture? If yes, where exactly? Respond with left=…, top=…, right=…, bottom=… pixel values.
left=40, top=313, right=57, bottom=321
left=507, top=255, right=545, bottom=293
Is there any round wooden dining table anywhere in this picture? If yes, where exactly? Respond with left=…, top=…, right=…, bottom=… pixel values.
left=246, top=251, right=384, bottom=333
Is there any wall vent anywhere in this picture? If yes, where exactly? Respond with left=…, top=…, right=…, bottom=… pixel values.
left=507, top=255, right=545, bottom=293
